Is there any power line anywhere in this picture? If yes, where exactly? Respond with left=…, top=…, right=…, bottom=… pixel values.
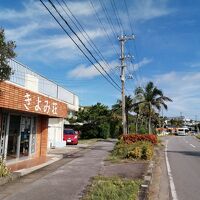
left=58, top=0, right=120, bottom=83
left=98, top=0, right=118, bottom=39
left=40, top=0, right=121, bottom=92
left=89, top=0, right=122, bottom=81
left=122, top=0, right=143, bottom=87
left=89, top=0, right=119, bottom=58
left=47, top=0, right=121, bottom=90
left=110, top=0, right=123, bottom=34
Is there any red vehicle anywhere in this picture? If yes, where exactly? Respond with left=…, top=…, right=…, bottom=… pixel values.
left=63, top=128, right=78, bottom=145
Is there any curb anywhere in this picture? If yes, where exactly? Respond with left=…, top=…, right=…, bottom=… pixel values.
left=138, top=160, right=154, bottom=200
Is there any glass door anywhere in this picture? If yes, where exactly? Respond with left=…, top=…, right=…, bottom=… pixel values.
left=0, top=113, right=7, bottom=158
left=7, top=115, right=21, bottom=160
left=20, top=117, right=31, bottom=157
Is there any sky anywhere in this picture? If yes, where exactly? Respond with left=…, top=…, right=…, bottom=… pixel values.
left=0, top=0, right=200, bottom=119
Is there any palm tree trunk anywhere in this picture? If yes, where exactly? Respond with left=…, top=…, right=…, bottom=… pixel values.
left=148, top=116, right=151, bottom=134
left=148, top=102, right=152, bottom=134
left=126, top=111, right=129, bottom=134
left=135, top=114, right=138, bottom=134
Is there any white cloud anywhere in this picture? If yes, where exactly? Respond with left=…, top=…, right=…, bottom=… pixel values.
left=152, top=71, right=200, bottom=118
left=133, top=57, right=153, bottom=71
left=68, top=60, right=118, bottom=79
left=190, top=62, right=200, bottom=68
left=0, top=1, right=44, bottom=21
left=67, top=1, right=98, bottom=16
left=5, top=23, right=39, bottom=41
left=131, top=0, right=174, bottom=21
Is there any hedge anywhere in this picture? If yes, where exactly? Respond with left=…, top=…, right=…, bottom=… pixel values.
left=122, top=134, right=157, bottom=145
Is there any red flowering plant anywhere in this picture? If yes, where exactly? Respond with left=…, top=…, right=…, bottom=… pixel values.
left=122, top=134, right=157, bottom=145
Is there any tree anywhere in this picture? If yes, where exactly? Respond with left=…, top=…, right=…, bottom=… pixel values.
left=112, top=95, right=135, bottom=134
left=135, top=81, right=172, bottom=134
left=0, top=28, right=16, bottom=81
left=76, top=103, right=112, bottom=139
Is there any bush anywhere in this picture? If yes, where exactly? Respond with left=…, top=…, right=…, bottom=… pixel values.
left=141, top=143, right=154, bottom=160
left=127, top=146, right=141, bottom=159
left=80, top=124, right=98, bottom=139
left=0, top=157, right=10, bottom=177
left=138, top=127, right=148, bottom=134
left=112, top=140, right=154, bottom=160
left=123, top=134, right=157, bottom=145
left=98, top=123, right=110, bottom=139
left=110, top=122, right=122, bottom=138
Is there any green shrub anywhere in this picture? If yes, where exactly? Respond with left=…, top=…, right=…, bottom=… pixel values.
left=0, top=157, right=10, bottom=177
left=127, top=146, right=141, bottom=159
left=98, top=123, right=110, bottom=139
left=141, top=142, right=154, bottom=160
left=138, top=127, right=148, bottom=134
left=110, top=123, right=122, bottom=138
left=112, top=140, right=154, bottom=160
left=80, top=124, right=98, bottom=139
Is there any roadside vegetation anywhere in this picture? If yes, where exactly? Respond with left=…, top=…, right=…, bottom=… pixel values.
left=0, top=158, right=10, bottom=177
left=195, top=134, right=200, bottom=140
left=68, top=81, right=172, bottom=139
left=83, top=176, right=141, bottom=200
left=111, top=134, right=157, bottom=161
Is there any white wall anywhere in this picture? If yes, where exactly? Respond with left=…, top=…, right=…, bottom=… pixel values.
left=48, top=118, right=65, bottom=148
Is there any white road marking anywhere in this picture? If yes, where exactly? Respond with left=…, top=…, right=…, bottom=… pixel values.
left=190, top=144, right=196, bottom=148
left=165, top=140, right=179, bottom=200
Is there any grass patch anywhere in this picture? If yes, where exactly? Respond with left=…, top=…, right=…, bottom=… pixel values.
left=82, top=176, right=141, bottom=200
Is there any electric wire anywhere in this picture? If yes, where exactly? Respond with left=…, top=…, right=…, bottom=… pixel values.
left=98, top=0, right=118, bottom=39
left=109, top=0, right=136, bottom=93
left=123, top=0, right=142, bottom=87
left=58, top=0, right=120, bottom=83
left=47, top=0, right=121, bottom=90
left=110, top=0, right=123, bottom=34
left=89, top=0, right=122, bottom=82
left=40, top=0, right=121, bottom=92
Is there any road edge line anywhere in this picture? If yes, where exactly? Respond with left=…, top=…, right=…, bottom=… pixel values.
left=165, top=140, right=178, bottom=200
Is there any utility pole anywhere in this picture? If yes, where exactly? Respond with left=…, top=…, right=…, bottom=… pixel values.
left=118, top=35, right=135, bottom=134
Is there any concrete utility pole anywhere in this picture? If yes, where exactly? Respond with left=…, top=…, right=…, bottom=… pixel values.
left=118, top=35, right=135, bottom=135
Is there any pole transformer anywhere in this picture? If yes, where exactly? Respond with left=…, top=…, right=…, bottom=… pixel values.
left=118, top=35, right=135, bottom=135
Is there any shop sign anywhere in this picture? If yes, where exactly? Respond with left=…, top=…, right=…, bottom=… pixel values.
left=24, top=92, right=58, bottom=115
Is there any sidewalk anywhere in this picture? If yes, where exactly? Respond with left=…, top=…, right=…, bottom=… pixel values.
left=0, top=141, right=115, bottom=200
left=7, top=143, right=91, bottom=177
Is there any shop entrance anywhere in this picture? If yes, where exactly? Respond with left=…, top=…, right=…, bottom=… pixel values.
left=0, top=113, right=8, bottom=158
left=7, top=115, right=20, bottom=160
left=6, top=115, right=36, bottom=160
left=20, top=116, right=31, bottom=157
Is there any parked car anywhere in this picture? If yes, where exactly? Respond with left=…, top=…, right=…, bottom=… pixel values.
left=63, top=128, right=78, bottom=145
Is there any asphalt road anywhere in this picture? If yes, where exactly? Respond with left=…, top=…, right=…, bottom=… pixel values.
left=0, top=141, right=114, bottom=200
left=166, top=136, right=200, bottom=200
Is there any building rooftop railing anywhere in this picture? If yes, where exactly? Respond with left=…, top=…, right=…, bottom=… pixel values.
left=9, top=59, right=79, bottom=110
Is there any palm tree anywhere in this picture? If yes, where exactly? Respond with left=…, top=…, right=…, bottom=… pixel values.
left=135, top=81, right=172, bottom=134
